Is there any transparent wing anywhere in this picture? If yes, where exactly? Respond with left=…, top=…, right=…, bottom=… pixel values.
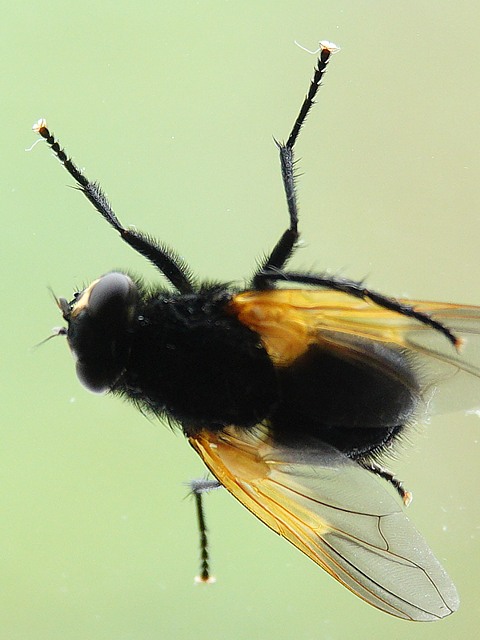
left=231, top=289, right=480, bottom=414
left=190, top=425, right=459, bottom=621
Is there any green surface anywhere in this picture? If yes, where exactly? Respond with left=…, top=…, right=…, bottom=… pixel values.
left=1, top=1, right=480, bottom=639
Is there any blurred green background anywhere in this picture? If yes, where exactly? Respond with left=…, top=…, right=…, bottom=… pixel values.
left=1, top=1, right=479, bottom=639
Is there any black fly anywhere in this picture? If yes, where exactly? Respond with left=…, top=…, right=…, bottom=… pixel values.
left=34, top=42, right=480, bottom=621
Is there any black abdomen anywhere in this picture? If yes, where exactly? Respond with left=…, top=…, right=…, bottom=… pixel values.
left=271, top=339, right=419, bottom=458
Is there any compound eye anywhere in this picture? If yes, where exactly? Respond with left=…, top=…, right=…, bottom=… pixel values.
left=66, top=272, right=139, bottom=394
left=75, top=361, right=111, bottom=394
left=88, top=272, right=137, bottom=319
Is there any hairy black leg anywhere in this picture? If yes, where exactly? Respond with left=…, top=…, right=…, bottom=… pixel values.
left=33, top=120, right=196, bottom=293
left=359, top=460, right=413, bottom=506
left=253, top=41, right=339, bottom=288
left=189, top=478, right=221, bottom=583
left=256, top=270, right=460, bottom=348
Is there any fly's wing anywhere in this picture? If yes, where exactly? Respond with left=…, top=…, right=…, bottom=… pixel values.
left=190, top=426, right=459, bottom=621
left=230, top=290, right=480, bottom=415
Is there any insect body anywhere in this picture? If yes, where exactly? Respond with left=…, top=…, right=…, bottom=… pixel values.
left=35, top=42, right=480, bottom=621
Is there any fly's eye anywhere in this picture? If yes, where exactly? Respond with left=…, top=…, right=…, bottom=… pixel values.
left=66, top=272, right=139, bottom=394
left=75, top=361, right=110, bottom=394
left=87, top=272, right=137, bottom=320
